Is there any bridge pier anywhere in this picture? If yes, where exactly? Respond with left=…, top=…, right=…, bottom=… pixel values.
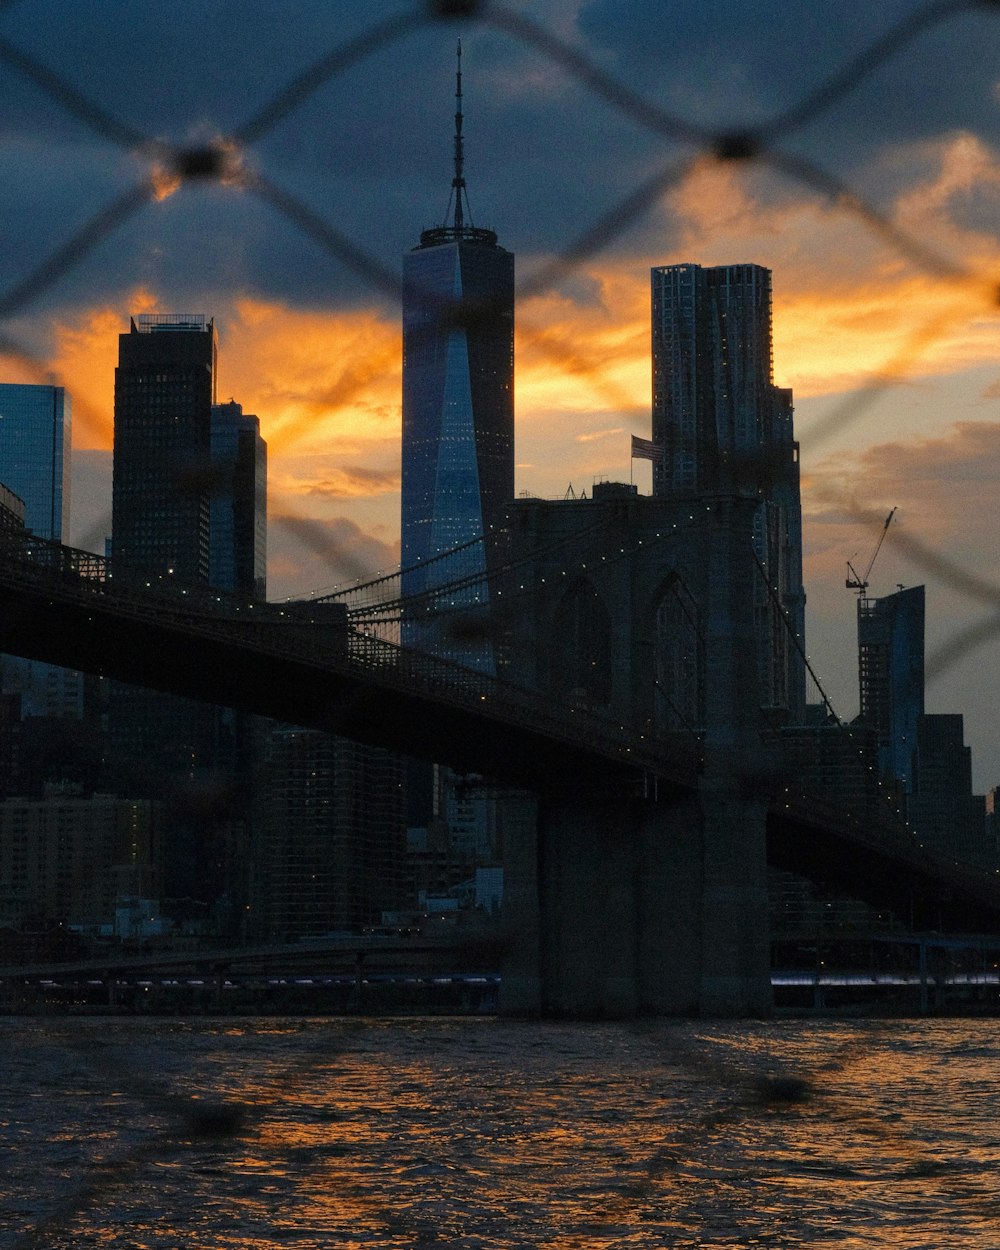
left=500, top=493, right=774, bottom=1019
left=500, top=781, right=772, bottom=1018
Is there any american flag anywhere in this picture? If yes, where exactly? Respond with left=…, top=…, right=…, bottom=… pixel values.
left=630, top=435, right=663, bottom=463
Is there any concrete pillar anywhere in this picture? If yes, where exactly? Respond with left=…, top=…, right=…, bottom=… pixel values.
left=636, top=792, right=703, bottom=1014
left=695, top=496, right=774, bottom=1016
left=502, top=780, right=772, bottom=1017
left=534, top=792, right=640, bottom=1017
left=697, top=778, right=773, bottom=1015
left=500, top=495, right=776, bottom=1019
left=498, top=794, right=543, bottom=1016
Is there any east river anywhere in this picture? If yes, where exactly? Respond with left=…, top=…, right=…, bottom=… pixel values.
left=2, top=1015, right=999, bottom=1248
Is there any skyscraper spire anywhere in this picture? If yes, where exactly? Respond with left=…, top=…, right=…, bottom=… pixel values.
left=420, top=40, right=496, bottom=247
left=452, top=40, right=465, bottom=232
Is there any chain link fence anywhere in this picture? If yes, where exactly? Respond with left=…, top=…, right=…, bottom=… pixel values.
left=2, top=1, right=1000, bottom=1244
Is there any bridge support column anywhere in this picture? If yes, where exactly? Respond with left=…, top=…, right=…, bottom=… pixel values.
left=500, top=784, right=772, bottom=1018
left=532, top=792, right=641, bottom=1017
left=696, top=778, right=772, bottom=1016
left=636, top=793, right=703, bottom=1014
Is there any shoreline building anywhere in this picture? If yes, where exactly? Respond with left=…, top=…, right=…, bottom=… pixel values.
left=0, top=383, right=85, bottom=721
left=113, top=314, right=217, bottom=582
left=650, top=263, right=805, bottom=722
left=210, top=400, right=267, bottom=600
left=856, top=584, right=925, bottom=791
left=0, top=383, right=71, bottom=540
left=110, top=315, right=231, bottom=911
left=400, top=42, right=514, bottom=675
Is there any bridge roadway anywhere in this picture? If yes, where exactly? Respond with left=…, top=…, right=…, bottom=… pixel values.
left=0, top=531, right=695, bottom=792
left=3, top=531, right=1000, bottom=977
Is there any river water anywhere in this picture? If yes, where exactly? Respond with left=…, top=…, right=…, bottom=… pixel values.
left=2, top=1015, right=999, bottom=1248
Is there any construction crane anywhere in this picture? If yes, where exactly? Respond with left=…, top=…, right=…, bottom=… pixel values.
left=846, top=507, right=897, bottom=595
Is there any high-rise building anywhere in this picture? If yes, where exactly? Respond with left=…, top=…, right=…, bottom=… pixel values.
left=210, top=400, right=267, bottom=600
left=0, top=383, right=85, bottom=719
left=908, top=713, right=990, bottom=868
left=110, top=315, right=229, bottom=911
left=0, top=788, right=162, bottom=929
left=112, top=314, right=217, bottom=581
left=856, top=585, right=925, bottom=790
left=250, top=727, right=405, bottom=938
left=0, top=383, right=71, bottom=540
left=650, top=263, right=805, bottom=720
left=400, top=43, right=514, bottom=673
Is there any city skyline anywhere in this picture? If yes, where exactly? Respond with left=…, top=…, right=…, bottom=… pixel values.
left=0, top=3, right=998, bottom=782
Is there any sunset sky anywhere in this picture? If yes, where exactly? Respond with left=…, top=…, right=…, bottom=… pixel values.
left=1, top=1, right=999, bottom=783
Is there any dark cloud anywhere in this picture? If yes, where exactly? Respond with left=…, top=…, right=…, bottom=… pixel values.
left=269, top=512, right=398, bottom=597
left=577, top=1, right=1000, bottom=160
left=4, top=1, right=994, bottom=331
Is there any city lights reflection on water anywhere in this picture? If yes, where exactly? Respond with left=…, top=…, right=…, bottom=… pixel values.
left=3, top=1016, right=1000, bottom=1248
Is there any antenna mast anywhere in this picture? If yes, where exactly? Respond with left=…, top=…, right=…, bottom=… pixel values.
left=419, top=41, right=497, bottom=247
left=453, top=40, right=465, bottom=231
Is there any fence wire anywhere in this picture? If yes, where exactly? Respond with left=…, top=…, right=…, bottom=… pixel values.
left=2, top=1, right=1000, bottom=1246
left=1, top=0, right=998, bottom=680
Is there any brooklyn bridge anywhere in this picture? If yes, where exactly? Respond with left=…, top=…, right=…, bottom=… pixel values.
left=2, top=508, right=999, bottom=1018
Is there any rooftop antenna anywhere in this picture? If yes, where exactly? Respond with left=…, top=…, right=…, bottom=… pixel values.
left=421, top=42, right=497, bottom=248
left=452, top=40, right=465, bottom=231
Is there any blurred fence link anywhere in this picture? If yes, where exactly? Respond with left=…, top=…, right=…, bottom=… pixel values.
left=2, top=2, right=1000, bottom=1245
left=1, top=0, right=999, bottom=676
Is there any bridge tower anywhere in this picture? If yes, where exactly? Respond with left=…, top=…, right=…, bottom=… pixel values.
left=501, top=490, right=774, bottom=1016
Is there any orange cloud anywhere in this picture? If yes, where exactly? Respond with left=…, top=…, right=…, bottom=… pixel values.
left=43, top=290, right=159, bottom=448
left=221, top=297, right=401, bottom=457
left=22, top=132, right=1000, bottom=531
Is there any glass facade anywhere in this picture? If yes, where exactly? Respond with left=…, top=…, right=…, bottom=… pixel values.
left=651, top=263, right=776, bottom=499
left=0, top=383, right=70, bottom=540
left=858, top=585, right=925, bottom=790
left=210, top=401, right=267, bottom=600
left=0, top=383, right=81, bottom=718
left=651, top=263, right=806, bottom=720
left=401, top=233, right=514, bottom=672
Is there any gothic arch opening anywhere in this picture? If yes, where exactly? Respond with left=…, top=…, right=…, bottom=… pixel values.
left=549, top=577, right=612, bottom=709
left=650, top=573, right=703, bottom=735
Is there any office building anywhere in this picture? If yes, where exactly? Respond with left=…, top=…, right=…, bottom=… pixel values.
left=650, top=263, right=805, bottom=720
left=908, top=714, right=990, bottom=868
left=399, top=47, right=516, bottom=906
left=856, top=585, right=925, bottom=790
left=400, top=44, right=514, bottom=673
left=0, top=788, right=161, bottom=929
left=109, top=315, right=227, bottom=909
left=112, top=314, right=217, bottom=581
left=210, top=400, right=267, bottom=600
left=0, top=383, right=86, bottom=719
left=250, top=727, right=405, bottom=938
left=0, top=482, right=25, bottom=532
left=207, top=400, right=267, bottom=930
left=0, top=383, right=70, bottom=540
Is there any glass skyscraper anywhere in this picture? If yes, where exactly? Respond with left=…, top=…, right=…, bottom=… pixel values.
left=650, top=263, right=805, bottom=719
left=110, top=315, right=226, bottom=904
left=210, top=400, right=267, bottom=600
left=0, top=383, right=70, bottom=541
left=857, top=584, right=925, bottom=790
left=400, top=48, right=514, bottom=674
left=0, top=383, right=82, bottom=719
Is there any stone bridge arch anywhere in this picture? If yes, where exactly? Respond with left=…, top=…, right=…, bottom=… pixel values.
left=547, top=575, right=613, bottom=711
